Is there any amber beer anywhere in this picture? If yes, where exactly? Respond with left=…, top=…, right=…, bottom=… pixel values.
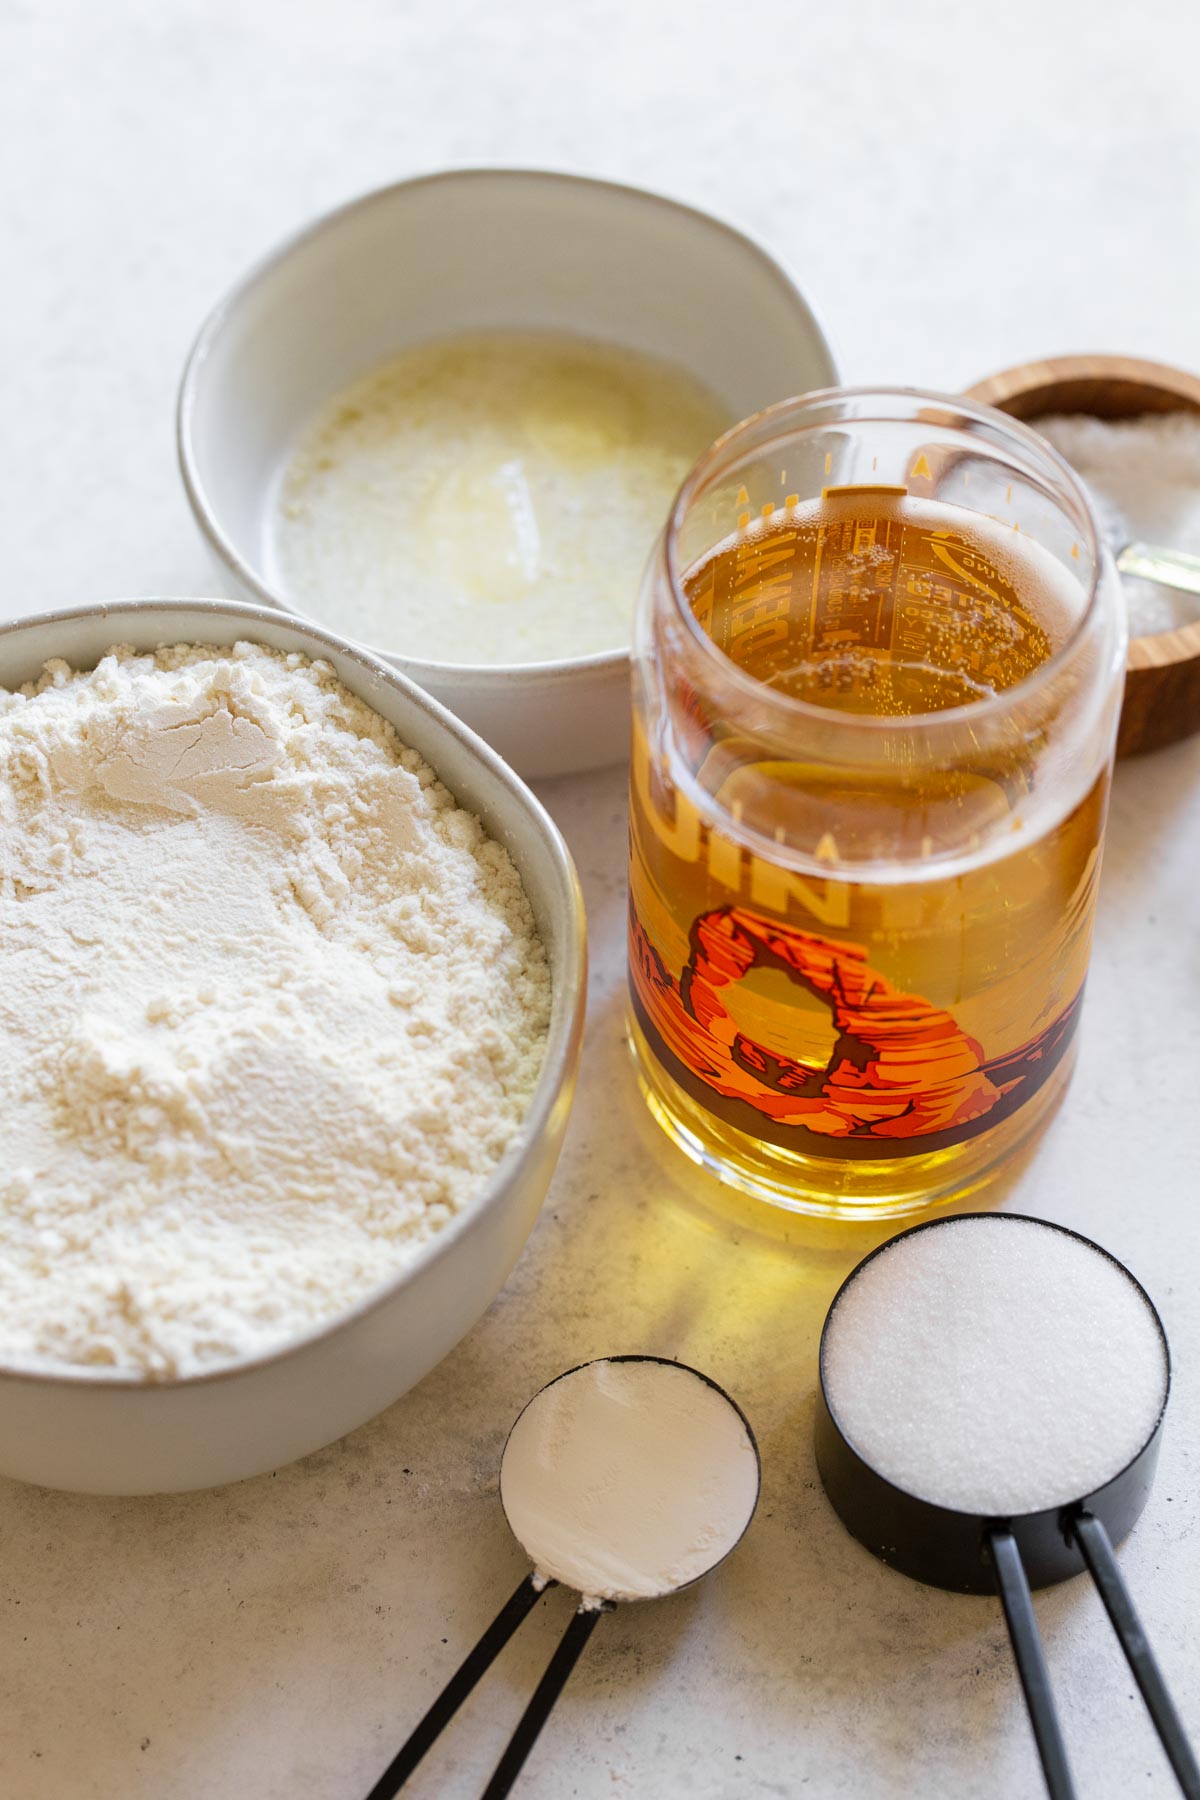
left=628, top=393, right=1125, bottom=1216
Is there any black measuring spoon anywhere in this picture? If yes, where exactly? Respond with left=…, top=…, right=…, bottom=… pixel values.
left=366, top=1355, right=761, bottom=1799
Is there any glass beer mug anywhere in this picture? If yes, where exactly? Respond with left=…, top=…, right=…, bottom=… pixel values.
left=627, top=389, right=1126, bottom=1217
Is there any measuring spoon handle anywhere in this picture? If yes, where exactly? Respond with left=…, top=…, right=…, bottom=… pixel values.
left=480, top=1601, right=611, bottom=1800
left=366, top=1571, right=551, bottom=1799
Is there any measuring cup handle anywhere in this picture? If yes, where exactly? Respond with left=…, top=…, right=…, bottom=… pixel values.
left=1072, top=1512, right=1200, bottom=1800
left=988, top=1528, right=1077, bottom=1800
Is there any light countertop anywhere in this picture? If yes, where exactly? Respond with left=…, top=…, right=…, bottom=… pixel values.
left=2, top=2, right=1199, bottom=1794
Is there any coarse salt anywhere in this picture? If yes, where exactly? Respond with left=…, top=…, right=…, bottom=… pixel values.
left=1036, top=411, right=1200, bottom=638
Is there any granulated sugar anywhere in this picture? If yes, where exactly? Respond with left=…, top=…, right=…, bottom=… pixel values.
left=1036, top=411, right=1200, bottom=637
left=499, top=1360, right=759, bottom=1602
left=823, top=1217, right=1167, bottom=1515
left=0, top=643, right=549, bottom=1377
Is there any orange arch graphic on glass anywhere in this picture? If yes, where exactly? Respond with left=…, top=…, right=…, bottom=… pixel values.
left=630, top=904, right=1003, bottom=1141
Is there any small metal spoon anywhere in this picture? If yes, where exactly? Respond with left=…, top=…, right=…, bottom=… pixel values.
left=1116, top=541, right=1200, bottom=602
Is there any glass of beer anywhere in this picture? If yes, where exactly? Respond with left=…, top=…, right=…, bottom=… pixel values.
left=627, top=389, right=1126, bottom=1217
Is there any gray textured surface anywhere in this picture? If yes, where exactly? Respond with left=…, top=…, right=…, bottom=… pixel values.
left=2, top=1, right=1199, bottom=1795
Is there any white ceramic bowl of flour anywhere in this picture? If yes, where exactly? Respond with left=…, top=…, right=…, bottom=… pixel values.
left=0, top=598, right=586, bottom=1495
left=177, top=168, right=840, bottom=777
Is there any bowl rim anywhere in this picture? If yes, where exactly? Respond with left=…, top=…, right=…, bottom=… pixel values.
left=176, top=164, right=841, bottom=685
left=0, top=594, right=587, bottom=1391
left=964, top=350, right=1200, bottom=416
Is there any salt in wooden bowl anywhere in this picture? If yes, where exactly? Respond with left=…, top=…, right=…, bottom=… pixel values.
left=966, top=353, right=1200, bottom=757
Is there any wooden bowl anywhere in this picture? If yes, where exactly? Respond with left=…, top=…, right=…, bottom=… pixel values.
left=965, top=354, right=1200, bottom=757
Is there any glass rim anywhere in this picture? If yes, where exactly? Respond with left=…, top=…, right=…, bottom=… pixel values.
left=662, top=384, right=1105, bottom=734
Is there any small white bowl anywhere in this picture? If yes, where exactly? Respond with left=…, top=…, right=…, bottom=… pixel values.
left=0, top=598, right=586, bottom=1494
left=178, top=168, right=841, bottom=777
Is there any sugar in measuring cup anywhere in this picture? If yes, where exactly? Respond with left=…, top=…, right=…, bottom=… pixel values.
left=816, top=1214, right=1198, bottom=1800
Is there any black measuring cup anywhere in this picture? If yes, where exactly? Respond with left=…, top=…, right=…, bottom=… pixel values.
left=815, top=1213, right=1198, bottom=1800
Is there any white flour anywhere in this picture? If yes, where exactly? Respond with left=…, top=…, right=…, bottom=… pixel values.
left=0, top=643, right=550, bottom=1378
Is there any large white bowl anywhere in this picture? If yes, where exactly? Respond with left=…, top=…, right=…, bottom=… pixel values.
left=0, top=599, right=586, bottom=1494
left=178, top=168, right=841, bottom=777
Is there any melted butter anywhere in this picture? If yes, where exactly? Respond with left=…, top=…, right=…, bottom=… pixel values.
left=271, top=331, right=731, bottom=664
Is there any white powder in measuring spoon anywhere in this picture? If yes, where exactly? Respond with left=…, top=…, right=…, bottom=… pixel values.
left=1036, top=412, right=1200, bottom=638
left=823, top=1217, right=1167, bottom=1516
left=0, top=643, right=549, bottom=1377
left=499, top=1360, right=760, bottom=1603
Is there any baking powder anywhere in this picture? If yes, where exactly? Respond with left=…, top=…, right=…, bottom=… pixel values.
left=499, top=1359, right=759, bottom=1603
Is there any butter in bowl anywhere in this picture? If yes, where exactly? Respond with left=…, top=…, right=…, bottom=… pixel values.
left=178, top=168, right=840, bottom=776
